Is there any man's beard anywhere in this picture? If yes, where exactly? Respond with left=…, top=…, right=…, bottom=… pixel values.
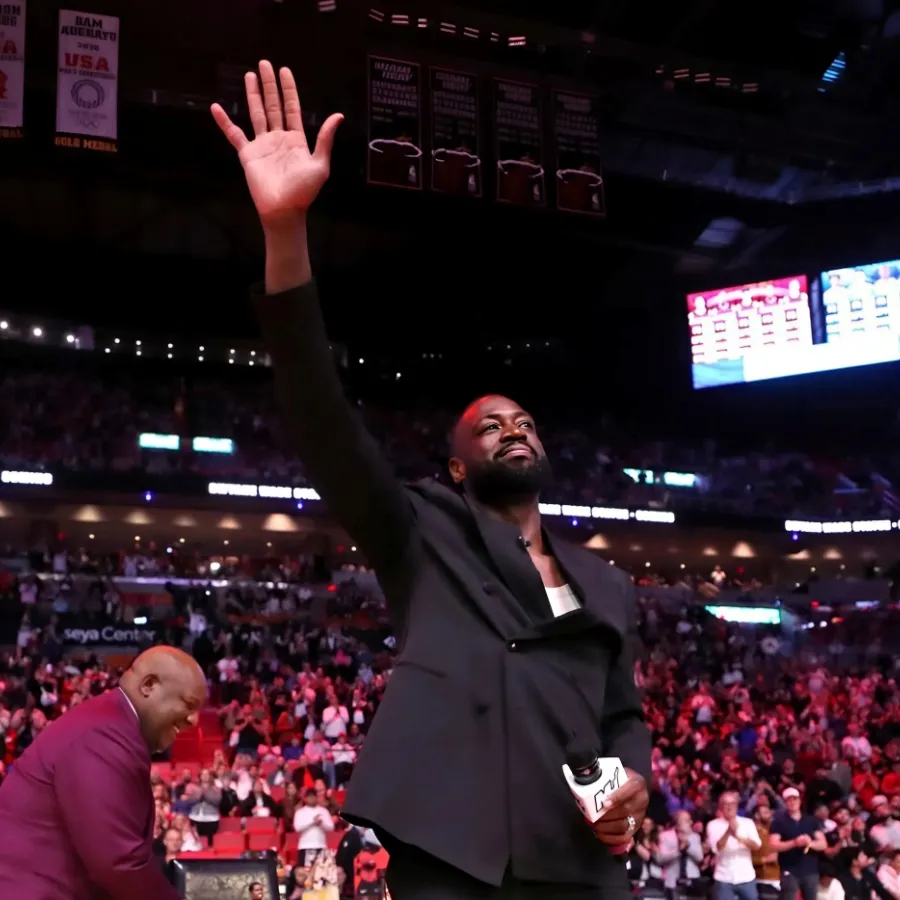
left=465, top=454, right=552, bottom=507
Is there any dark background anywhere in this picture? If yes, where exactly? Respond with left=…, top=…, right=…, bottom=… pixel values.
left=5, top=0, right=900, bottom=441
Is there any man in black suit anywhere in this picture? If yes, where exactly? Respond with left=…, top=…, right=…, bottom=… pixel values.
left=212, top=61, right=651, bottom=900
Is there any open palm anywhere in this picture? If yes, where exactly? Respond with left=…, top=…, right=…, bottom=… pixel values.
left=211, top=61, right=343, bottom=224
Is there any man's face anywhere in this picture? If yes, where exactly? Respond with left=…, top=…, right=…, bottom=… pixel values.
left=140, top=673, right=206, bottom=753
left=251, top=883, right=265, bottom=900
left=720, top=796, right=738, bottom=819
left=449, top=395, right=551, bottom=505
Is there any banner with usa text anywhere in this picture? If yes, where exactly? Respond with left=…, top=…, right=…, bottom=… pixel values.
left=0, top=0, right=26, bottom=140
left=55, top=9, right=118, bottom=152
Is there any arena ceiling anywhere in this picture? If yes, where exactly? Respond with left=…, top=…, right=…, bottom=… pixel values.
left=5, top=0, right=900, bottom=336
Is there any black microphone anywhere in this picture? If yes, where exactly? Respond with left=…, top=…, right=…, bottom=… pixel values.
left=566, top=745, right=602, bottom=786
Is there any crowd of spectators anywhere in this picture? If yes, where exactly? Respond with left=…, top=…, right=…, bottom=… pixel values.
left=2, top=366, right=899, bottom=519
left=2, top=558, right=900, bottom=898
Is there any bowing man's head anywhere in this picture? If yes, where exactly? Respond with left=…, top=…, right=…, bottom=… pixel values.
left=120, top=645, right=207, bottom=753
left=448, top=394, right=551, bottom=508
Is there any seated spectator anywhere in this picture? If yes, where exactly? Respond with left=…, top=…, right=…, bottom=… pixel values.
left=877, top=848, right=900, bottom=900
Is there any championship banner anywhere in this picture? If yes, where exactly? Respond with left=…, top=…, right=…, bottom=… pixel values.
left=0, top=0, right=26, bottom=140
left=429, top=68, right=481, bottom=197
left=367, top=55, right=422, bottom=190
left=494, top=79, right=545, bottom=208
left=553, top=90, right=605, bottom=216
left=55, top=9, right=118, bottom=152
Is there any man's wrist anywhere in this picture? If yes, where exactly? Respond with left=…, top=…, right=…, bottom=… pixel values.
left=263, top=213, right=312, bottom=294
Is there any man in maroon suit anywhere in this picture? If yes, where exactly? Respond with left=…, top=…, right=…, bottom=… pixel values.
left=0, top=645, right=207, bottom=899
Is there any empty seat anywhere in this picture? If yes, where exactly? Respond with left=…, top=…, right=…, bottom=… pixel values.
left=212, top=832, right=246, bottom=854
left=245, top=816, right=278, bottom=834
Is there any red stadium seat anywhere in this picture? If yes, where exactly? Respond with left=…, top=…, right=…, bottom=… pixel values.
left=176, top=851, right=220, bottom=860
left=282, top=832, right=300, bottom=866
left=245, top=816, right=278, bottom=834
left=247, top=832, right=280, bottom=853
left=216, top=817, right=243, bottom=833
left=212, top=832, right=246, bottom=854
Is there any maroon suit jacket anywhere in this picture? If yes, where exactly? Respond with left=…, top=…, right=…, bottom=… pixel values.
left=0, top=688, right=181, bottom=900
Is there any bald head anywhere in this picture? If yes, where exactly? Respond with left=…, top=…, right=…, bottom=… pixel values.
left=128, top=645, right=205, bottom=684
left=121, top=645, right=207, bottom=753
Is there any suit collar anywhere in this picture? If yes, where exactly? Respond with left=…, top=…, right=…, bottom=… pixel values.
left=461, top=488, right=625, bottom=643
left=542, top=530, right=626, bottom=643
left=462, top=489, right=546, bottom=629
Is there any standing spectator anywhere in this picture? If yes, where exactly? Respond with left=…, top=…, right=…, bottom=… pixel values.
left=753, top=803, right=781, bottom=893
left=292, top=787, right=335, bottom=867
left=842, top=724, right=873, bottom=765
left=657, top=810, right=704, bottom=893
left=770, top=788, right=827, bottom=900
left=185, top=768, right=222, bottom=840
left=321, top=696, right=349, bottom=741
left=707, top=791, right=763, bottom=900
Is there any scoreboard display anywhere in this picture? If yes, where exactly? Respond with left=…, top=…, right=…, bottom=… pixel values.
left=688, top=276, right=811, bottom=389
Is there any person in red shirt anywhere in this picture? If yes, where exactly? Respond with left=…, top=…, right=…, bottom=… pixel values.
left=881, top=760, right=900, bottom=799
left=852, top=761, right=881, bottom=810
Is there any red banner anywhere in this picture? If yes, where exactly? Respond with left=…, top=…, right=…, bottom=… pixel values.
left=553, top=90, right=604, bottom=216
left=367, top=55, right=423, bottom=190
left=494, top=79, right=545, bottom=208
left=429, top=68, right=482, bottom=197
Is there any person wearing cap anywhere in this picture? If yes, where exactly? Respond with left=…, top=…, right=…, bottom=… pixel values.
left=770, top=787, right=827, bottom=900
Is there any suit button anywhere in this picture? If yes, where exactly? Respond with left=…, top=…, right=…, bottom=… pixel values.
left=508, top=641, right=518, bottom=651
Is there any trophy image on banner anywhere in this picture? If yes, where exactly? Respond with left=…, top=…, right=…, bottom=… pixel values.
left=432, top=142, right=481, bottom=195
left=557, top=164, right=604, bottom=214
left=367, top=56, right=423, bottom=189
left=497, top=153, right=545, bottom=206
left=368, top=132, right=423, bottom=187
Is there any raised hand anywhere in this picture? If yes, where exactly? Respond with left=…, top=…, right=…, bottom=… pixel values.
left=211, top=60, right=343, bottom=227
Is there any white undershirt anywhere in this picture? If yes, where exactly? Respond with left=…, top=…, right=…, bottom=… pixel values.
left=545, top=583, right=581, bottom=618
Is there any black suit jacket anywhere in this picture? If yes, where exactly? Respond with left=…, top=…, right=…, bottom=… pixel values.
left=256, top=283, right=651, bottom=889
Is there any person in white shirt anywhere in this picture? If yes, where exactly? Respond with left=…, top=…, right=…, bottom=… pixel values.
left=331, top=733, right=357, bottom=787
left=657, top=810, right=705, bottom=891
left=817, top=869, right=845, bottom=900
left=840, top=724, right=872, bottom=763
left=707, top=791, right=763, bottom=900
left=877, top=848, right=900, bottom=900
left=321, top=696, right=350, bottom=741
left=292, top=787, right=336, bottom=867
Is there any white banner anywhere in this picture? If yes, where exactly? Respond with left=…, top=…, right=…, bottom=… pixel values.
left=0, top=0, right=26, bottom=130
left=55, top=9, right=119, bottom=142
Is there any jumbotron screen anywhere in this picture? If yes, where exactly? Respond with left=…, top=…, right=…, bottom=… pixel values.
left=689, top=263, right=900, bottom=390
left=688, top=276, right=811, bottom=390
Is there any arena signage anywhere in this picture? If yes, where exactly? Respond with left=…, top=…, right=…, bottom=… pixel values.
left=1, top=469, right=53, bottom=485
left=785, top=518, right=895, bottom=534
left=61, top=625, right=157, bottom=646
left=205, top=481, right=676, bottom=524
